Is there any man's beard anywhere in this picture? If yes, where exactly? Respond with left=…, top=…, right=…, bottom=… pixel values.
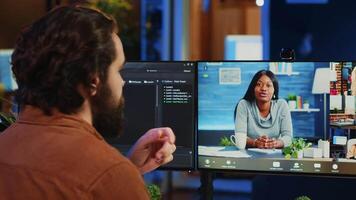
left=92, top=83, right=125, bottom=139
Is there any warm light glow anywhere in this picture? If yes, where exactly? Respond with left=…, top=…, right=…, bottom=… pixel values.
left=256, top=0, right=264, bottom=6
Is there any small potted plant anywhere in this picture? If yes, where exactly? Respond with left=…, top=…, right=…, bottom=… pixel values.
left=295, top=196, right=311, bottom=200
left=0, top=112, right=16, bottom=132
left=219, top=136, right=234, bottom=146
left=333, top=107, right=339, bottom=113
left=283, top=138, right=312, bottom=159
left=147, top=184, right=161, bottom=200
left=287, top=94, right=297, bottom=109
left=303, top=100, right=310, bottom=109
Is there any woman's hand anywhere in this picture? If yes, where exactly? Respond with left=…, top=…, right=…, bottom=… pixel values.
left=255, top=135, right=284, bottom=149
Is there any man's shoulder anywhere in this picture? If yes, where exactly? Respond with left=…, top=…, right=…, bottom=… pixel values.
left=54, top=134, right=141, bottom=192
left=89, top=160, right=148, bottom=199
left=0, top=122, right=134, bottom=187
left=0, top=123, right=142, bottom=198
left=61, top=133, right=132, bottom=179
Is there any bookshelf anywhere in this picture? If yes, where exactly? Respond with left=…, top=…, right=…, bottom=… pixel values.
left=269, top=62, right=299, bottom=76
left=290, top=108, right=320, bottom=112
left=274, top=72, right=300, bottom=76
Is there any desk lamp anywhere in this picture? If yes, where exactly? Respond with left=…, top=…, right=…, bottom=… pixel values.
left=312, top=68, right=335, bottom=140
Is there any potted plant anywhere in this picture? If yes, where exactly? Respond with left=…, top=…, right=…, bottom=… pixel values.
left=333, top=107, right=339, bottom=113
left=0, top=82, right=16, bottom=133
left=303, top=100, right=310, bottom=109
left=287, top=94, right=297, bottom=109
left=0, top=112, right=16, bottom=132
left=147, top=184, right=161, bottom=200
left=295, top=196, right=311, bottom=200
left=219, top=136, right=234, bottom=146
left=282, top=138, right=312, bottom=159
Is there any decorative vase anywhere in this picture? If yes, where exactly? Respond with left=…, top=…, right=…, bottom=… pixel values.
left=297, top=150, right=303, bottom=159
left=288, top=100, right=297, bottom=109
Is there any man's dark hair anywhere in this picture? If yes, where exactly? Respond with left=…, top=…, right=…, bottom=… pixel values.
left=11, top=6, right=118, bottom=115
left=243, top=69, right=279, bottom=102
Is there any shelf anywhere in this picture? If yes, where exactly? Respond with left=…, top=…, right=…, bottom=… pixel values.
left=274, top=72, right=300, bottom=76
left=330, top=113, right=354, bottom=116
left=290, top=108, right=320, bottom=112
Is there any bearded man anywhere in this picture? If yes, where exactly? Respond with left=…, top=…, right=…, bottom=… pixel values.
left=0, top=6, right=176, bottom=199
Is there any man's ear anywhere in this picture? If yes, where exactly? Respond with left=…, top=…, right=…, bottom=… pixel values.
left=89, top=76, right=100, bottom=96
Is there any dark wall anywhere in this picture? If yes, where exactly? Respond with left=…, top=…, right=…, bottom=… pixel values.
left=0, top=0, right=47, bottom=49
left=270, top=0, right=356, bottom=60
left=261, top=1, right=356, bottom=197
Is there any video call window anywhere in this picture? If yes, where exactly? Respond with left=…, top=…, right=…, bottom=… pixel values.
left=198, top=61, right=326, bottom=138
left=198, top=61, right=356, bottom=176
left=107, top=62, right=196, bottom=170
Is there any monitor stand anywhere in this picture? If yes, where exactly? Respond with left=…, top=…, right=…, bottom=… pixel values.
left=199, top=171, right=214, bottom=200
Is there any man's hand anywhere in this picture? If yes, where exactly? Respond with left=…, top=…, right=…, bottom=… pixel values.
left=127, top=127, right=176, bottom=174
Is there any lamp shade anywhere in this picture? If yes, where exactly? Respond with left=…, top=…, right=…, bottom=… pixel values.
left=312, top=68, right=332, bottom=94
left=330, top=70, right=337, bottom=82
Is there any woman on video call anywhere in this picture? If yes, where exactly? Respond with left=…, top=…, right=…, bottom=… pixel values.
left=234, top=70, right=293, bottom=149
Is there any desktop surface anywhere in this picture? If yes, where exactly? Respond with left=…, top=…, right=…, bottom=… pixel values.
left=198, top=145, right=356, bottom=175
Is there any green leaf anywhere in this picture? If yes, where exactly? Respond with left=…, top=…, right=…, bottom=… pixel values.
left=306, top=142, right=312, bottom=148
left=282, top=138, right=311, bottom=159
left=219, top=136, right=234, bottom=146
left=292, top=151, right=298, bottom=158
left=147, top=184, right=161, bottom=200
left=295, top=196, right=311, bottom=200
left=0, top=112, right=16, bottom=132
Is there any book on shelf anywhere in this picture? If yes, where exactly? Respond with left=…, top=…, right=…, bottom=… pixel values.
left=268, top=62, right=293, bottom=74
left=296, top=96, right=302, bottom=109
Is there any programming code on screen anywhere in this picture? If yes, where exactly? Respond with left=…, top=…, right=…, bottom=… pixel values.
left=107, top=62, right=196, bottom=169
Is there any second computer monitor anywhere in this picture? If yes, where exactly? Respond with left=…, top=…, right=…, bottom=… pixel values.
left=107, top=61, right=196, bottom=170
left=197, top=61, right=356, bottom=176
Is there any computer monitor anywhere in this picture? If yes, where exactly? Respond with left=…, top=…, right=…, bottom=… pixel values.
left=198, top=61, right=356, bottom=176
left=0, top=49, right=17, bottom=91
left=107, top=61, right=196, bottom=170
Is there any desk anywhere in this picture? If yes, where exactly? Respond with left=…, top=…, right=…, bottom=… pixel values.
left=198, top=145, right=284, bottom=159
left=329, top=122, right=356, bottom=139
left=198, top=145, right=332, bottom=161
left=198, top=145, right=335, bottom=174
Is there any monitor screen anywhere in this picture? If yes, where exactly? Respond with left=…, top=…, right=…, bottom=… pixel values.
left=0, top=49, right=17, bottom=91
left=107, top=61, right=196, bottom=170
left=198, top=61, right=356, bottom=176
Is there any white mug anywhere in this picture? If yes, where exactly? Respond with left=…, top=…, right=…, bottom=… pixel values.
left=230, top=133, right=247, bottom=149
